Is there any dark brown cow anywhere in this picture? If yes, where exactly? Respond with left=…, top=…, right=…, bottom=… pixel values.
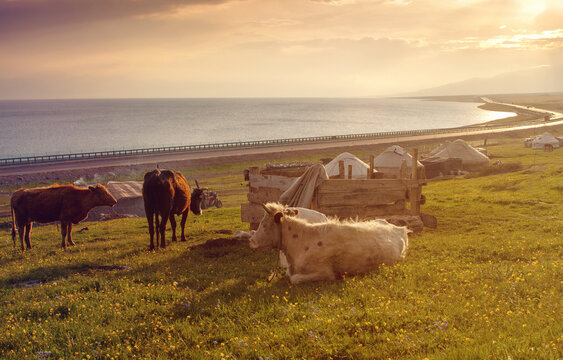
left=11, top=184, right=117, bottom=250
left=142, top=169, right=204, bottom=250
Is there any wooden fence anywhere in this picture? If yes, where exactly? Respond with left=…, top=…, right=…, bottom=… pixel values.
left=241, top=150, right=426, bottom=230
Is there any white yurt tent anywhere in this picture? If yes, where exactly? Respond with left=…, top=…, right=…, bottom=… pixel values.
left=532, top=132, right=560, bottom=150
left=373, top=145, right=423, bottom=178
left=430, top=139, right=489, bottom=171
left=87, top=181, right=145, bottom=220
left=325, top=152, right=370, bottom=179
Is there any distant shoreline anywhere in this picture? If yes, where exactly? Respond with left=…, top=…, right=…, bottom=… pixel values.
left=1, top=93, right=561, bottom=187
left=409, top=93, right=563, bottom=126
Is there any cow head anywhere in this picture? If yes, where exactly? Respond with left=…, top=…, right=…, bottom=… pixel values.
left=249, top=203, right=299, bottom=250
left=190, top=180, right=205, bottom=215
left=89, top=184, right=117, bottom=207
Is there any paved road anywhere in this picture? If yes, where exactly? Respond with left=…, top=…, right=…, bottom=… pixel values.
left=481, top=97, right=563, bottom=120
left=1, top=100, right=562, bottom=177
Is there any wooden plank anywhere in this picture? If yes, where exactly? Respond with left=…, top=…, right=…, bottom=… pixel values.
left=317, top=179, right=409, bottom=193
left=241, top=203, right=265, bottom=223
left=248, top=173, right=296, bottom=191
left=247, top=187, right=283, bottom=203
left=348, top=165, right=352, bottom=179
left=339, top=161, right=345, bottom=179
left=318, top=201, right=407, bottom=219
left=317, top=190, right=406, bottom=207
left=409, top=149, right=421, bottom=215
left=319, top=179, right=424, bottom=190
left=259, top=169, right=305, bottom=177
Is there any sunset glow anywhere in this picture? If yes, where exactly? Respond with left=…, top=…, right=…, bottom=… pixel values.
left=0, top=0, right=561, bottom=99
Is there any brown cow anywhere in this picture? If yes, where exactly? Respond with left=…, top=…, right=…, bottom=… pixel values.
left=11, top=184, right=117, bottom=250
left=142, top=169, right=204, bottom=250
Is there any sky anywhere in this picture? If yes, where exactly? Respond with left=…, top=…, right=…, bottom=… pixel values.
left=0, top=0, right=562, bottom=99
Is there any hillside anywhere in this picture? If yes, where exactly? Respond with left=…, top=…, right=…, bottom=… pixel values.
left=409, top=66, right=563, bottom=97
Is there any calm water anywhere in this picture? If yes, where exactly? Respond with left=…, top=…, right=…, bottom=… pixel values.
left=0, top=98, right=515, bottom=158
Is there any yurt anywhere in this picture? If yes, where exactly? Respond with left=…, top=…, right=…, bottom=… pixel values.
left=420, top=157, right=463, bottom=178
left=373, top=145, right=423, bottom=178
left=430, top=139, right=489, bottom=171
left=87, top=181, right=145, bottom=220
left=532, top=132, right=560, bottom=150
left=325, top=152, right=370, bottom=179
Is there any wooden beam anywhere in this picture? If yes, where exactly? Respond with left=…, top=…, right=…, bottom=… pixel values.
left=248, top=173, right=297, bottom=192
left=241, top=203, right=265, bottom=223
left=316, top=190, right=406, bottom=207
left=318, top=201, right=407, bottom=219
left=247, top=186, right=284, bottom=204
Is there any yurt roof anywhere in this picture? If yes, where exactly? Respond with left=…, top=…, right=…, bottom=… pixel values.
left=373, top=145, right=423, bottom=168
left=533, top=132, right=559, bottom=145
left=325, top=152, right=370, bottom=179
left=431, top=139, right=489, bottom=166
left=106, top=181, right=143, bottom=200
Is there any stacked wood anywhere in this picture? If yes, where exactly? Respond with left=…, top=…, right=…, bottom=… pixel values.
left=241, top=150, right=433, bottom=231
left=241, top=166, right=305, bottom=230
left=312, top=149, right=426, bottom=219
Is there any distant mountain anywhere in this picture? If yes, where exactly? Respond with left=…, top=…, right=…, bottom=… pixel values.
left=409, top=65, right=562, bottom=97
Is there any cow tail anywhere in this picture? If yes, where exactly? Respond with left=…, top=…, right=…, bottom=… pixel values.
left=11, top=203, right=16, bottom=247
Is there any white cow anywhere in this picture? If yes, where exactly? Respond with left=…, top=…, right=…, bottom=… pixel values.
left=250, top=203, right=328, bottom=269
left=249, top=202, right=409, bottom=284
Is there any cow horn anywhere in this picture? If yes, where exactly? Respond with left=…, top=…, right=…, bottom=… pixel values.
left=195, top=180, right=200, bottom=189
left=261, top=203, right=274, bottom=215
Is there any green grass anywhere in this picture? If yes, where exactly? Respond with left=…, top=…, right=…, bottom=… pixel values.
left=0, top=137, right=562, bottom=359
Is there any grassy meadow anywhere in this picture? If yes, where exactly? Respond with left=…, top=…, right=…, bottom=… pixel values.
left=0, top=133, right=562, bottom=359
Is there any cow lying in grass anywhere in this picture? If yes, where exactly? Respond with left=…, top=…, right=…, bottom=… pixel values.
left=251, top=203, right=328, bottom=270
left=11, top=184, right=117, bottom=250
left=249, top=202, right=409, bottom=284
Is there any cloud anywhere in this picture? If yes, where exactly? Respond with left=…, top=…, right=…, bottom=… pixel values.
left=0, top=0, right=237, bottom=34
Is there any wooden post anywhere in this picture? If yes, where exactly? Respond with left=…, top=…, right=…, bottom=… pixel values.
left=249, top=166, right=260, bottom=175
left=409, top=149, right=421, bottom=215
left=348, top=165, right=353, bottom=179
left=411, top=149, right=418, bottom=180
left=369, top=155, right=374, bottom=179
left=339, top=160, right=345, bottom=179
left=248, top=166, right=261, bottom=230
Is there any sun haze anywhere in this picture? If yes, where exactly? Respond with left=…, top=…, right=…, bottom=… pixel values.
left=0, top=0, right=561, bottom=99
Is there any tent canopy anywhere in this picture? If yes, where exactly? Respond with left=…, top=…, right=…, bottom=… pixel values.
left=373, top=145, right=422, bottom=169
left=105, top=181, right=143, bottom=200
left=532, top=132, right=559, bottom=149
left=429, top=139, right=489, bottom=170
left=325, top=152, right=370, bottom=179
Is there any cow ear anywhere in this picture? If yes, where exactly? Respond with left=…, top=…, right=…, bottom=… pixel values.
left=274, top=212, right=284, bottom=224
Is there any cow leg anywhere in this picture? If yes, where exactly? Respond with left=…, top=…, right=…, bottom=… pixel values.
left=169, top=214, right=178, bottom=242
left=289, top=269, right=336, bottom=285
left=67, top=223, right=75, bottom=246
left=61, top=221, right=68, bottom=249
left=18, top=224, right=25, bottom=251
left=179, top=211, right=189, bottom=242
left=24, top=223, right=33, bottom=249
left=159, top=213, right=169, bottom=249
left=155, top=214, right=160, bottom=248
left=147, top=212, right=155, bottom=250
